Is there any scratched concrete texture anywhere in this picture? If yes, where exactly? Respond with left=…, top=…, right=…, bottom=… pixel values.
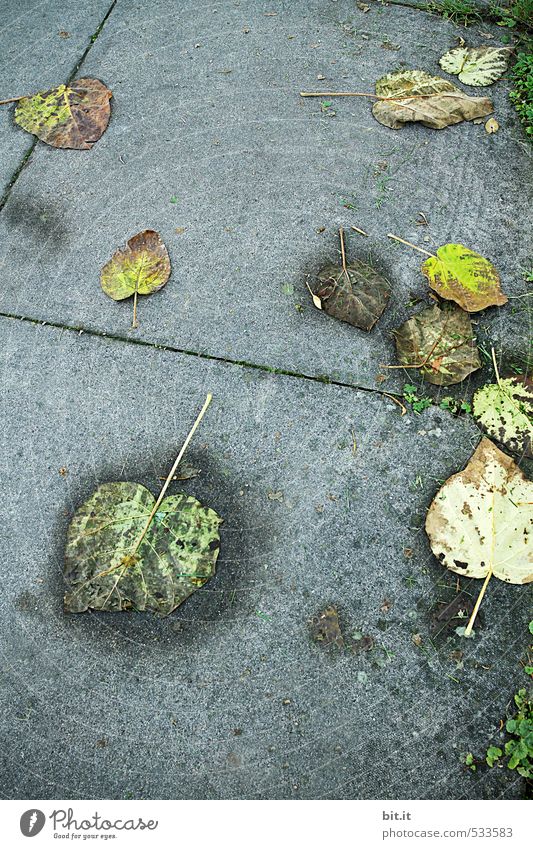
left=0, top=0, right=531, bottom=800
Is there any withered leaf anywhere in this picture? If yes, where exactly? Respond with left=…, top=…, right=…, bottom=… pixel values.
left=63, top=394, right=218, bottom=616
left=439, top=46, right=510, bottom=87
left=64, top=482, right=222, bottom=616
left=101, top=230, right=171, bottom=327
left=372, top=69, right=493, bottom=130
left=421, top=243, right=506, bottom=312
left=309, top=606, right=345, bottom=649
left=394, top=301, right=481, bottom=386
left=425, top=438, right=533, bottom=631
left=14, top=78, right=112, bottom=149
left=310, top=260, right=391, bottom=331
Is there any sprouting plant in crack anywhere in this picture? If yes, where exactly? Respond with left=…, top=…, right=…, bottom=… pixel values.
left=483, top=622, right=533, bottom=787
left=403, top=383, right=432, bottom=413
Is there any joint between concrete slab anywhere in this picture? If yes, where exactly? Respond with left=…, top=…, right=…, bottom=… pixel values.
left=0, top=310, right=408, bottom=406
left=0, top=0, right=118, bottom=213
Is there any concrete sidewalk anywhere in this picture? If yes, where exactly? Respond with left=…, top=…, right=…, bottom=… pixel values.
left=0, top=0, right=531, bottom=799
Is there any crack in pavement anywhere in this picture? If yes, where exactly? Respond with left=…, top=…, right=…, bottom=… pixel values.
left=0, top=310, right=408, bottom=407
left=0, top=0, right=119, bottom=213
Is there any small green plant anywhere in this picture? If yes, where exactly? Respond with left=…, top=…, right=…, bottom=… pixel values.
left=460, top=751, right=477, bottom=771
left=403, top=383, right=432, bottom=413
left=430, top=0, right=483, bottom=26
left=485, top=621, right=533, bottom=784
left=510, top=50, right=533, bottom=137
left=340, top=195, right=357, bottom=210
left=491, top=0, right=533, bottom=28
left=486, top=745, right=503, bottom=767
left=439, top=397, right=472, bottom=415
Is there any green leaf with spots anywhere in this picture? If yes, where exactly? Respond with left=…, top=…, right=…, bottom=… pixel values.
left=473, top=375, right=533, bottom=458
left=439, top=46, right=510, bottom=87
left=422, top=244, right=507, bottom=312
left=14, top=78, right=112, bottom=149
left=394, top=301, right=481, bottom=386
left=64, top=482, right=222, bottom=616
left=101, top=230, right=171, bottom=327
left=310, top=260, right=391, bottom=331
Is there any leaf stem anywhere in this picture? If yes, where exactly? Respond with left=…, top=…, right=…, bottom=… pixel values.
left=132, top=393, right=213, bottom=553
left=387, top=233, right=436, bottom=258
left=491, top=346, right=501, bottom=386
left=132, top=289, right=138, bottom=328
left=464, top=569, right=492, bottom=636
left=339, top=227, right=348, bottom=275
left=0, top=95, right=26, bottom=105
left=300, top=91, right=378, bottom=98
left=300, top=91, right=466, bottom=102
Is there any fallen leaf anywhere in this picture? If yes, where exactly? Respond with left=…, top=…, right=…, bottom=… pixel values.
left=485, top=116, right=499, bottom=133
left=426, top=438, right=533, bottom=582
left=351, top=633, right=374, bottom=652
left=421, top=243, right=507, bottom=312
left=101, top=230, right=171, bottom=328
left=310, top=260, right=391, bottom=331
left=412, top=633, right=423, bottom=647
left=426, top=438, right=533, bottom=631
left=372, top=69, right=493, bottom=130
left=309, top=606, right=345, bottom=649
left=14, top=78, right=111, bottom=149
left=64, top=395, right=220, bottom=616
left=473, top=376, right=533, bottom=458
left=439, top=46, right=510, bottom=86
left=357, top=2, right=370, bottom=10
left=393, top=301, right=481, bottom=386
left=64, top=484, right=221, bottom=615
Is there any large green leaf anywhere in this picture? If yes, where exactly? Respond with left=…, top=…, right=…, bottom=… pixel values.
left=64, top=482, right=222, bottom=616
left=394, top=301, right=481, bottom=385
left=372, top=69, right=493, bottom=130
left=473, top=376, right=533, bottom=458
left=439, top=46, right=510, bottom=87
left=310, top=260, right=391, bottom=331
left=421, top=243, right=507, bottom=312
left=14, top=78, right=112, bottom=149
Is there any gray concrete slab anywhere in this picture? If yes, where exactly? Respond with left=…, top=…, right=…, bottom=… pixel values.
left=0, top=316, right=531, bottom=800
left=0, top=0, right=112, bottom=197
left=0, top=0, right=530, bottom=396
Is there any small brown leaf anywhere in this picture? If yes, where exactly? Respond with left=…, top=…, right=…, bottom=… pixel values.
left=393, top=301, right=481, bottom=386
left=14, top=78, right=112, bottom=149
left=309, top=606, right=345, bottom=649
left=485, top=117, right=499, bottom=133
left=310, top=260, right=391, bottom=331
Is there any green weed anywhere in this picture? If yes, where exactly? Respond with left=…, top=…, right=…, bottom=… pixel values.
left=403, top=383, right=432, bottom=413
